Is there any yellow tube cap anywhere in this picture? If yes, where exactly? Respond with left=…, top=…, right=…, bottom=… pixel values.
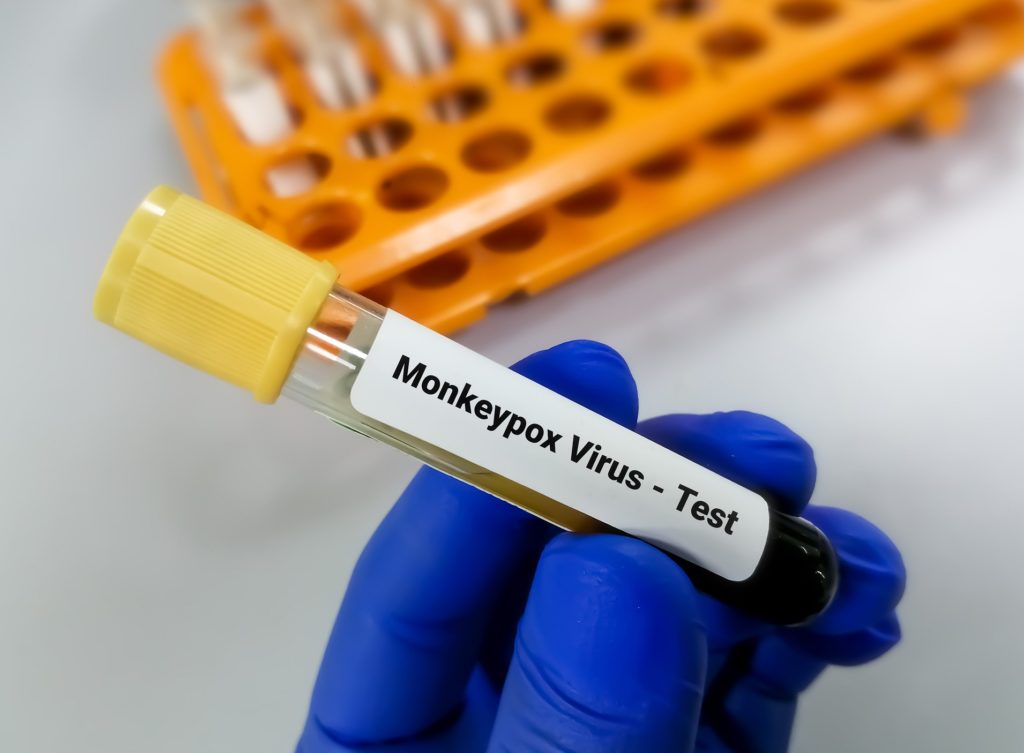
left=94, top=186, right=338, bottom=403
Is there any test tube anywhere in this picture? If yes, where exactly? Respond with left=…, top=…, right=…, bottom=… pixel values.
left=264, top=0, right=375, bottom=111
left=352, top=0, right=450, bottom=77
left=440, top=0, right=521, bottom=45
left=548, top=0, right=601, bottom=15
left=94, top=187, right=838, bottom=625
left=189, top=0, right=318, bottom=197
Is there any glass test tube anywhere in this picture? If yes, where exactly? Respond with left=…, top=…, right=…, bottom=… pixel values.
left=94, top=187, right=838, bottom=625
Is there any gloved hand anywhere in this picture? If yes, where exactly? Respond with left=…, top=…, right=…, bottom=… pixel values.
left=297, top=341, right=906, bottom=753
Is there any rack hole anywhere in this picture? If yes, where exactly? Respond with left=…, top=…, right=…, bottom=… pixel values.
left=287, top=201, right=362, bottom=251
left=633, top=149, right=691, bottom=181
left=776, top=0, right=838, bottom=25
left=971, top=2, right=1022, bottom=25
left=507, top=52, right=566, bottom=87
left=583, top=19, right=641, bottom=51
left=909, top=28, right=959, bottom=55
left=556, top=182, right=621, bottom=217
left=346, top=118, right=413, bottom=158
left=286, top=103, right=306, bottom=128
left=545, top=94, right=612, bottom=132
left=775, top=86, right=831, bottom=114
left=377, top=166, right=450, bottom=211
left=625, top=58, right=692, bottom=95
left=462, top=129, right=532, bottom=172
left=481, top=214, right=547, bottom=252
left=407, top=251, right=471, bottom=288
left=707, top=118, right=762, bottom=147
left=843, top=56, right=896, bottom=83
left=360, top=284, right=394, bottom=308
left=264, top=152, right=331, bottom=197
left=429, top=84, right=490, bottom=122
left=702, top=25, right=766, bottom=59
left=657, top=0, right=713, bottom=16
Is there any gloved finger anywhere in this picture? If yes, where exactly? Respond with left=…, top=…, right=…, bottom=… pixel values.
left=301, top=341, right=640, bottom=748
left=696, top=505, right=905, bottom=752
left=800, top=506, right=906, bottom=636
left=297, top=668, right=500, bottom=753
left=697, top=611, right=901, bottom=753
left=635, top=412, right=817, bottom=652
left=479, top=410, right=810, bottom=681
left=701, top=503, right=903, bottom=681
left=487, top=534, right=706, bottom=753
left=636, top=412, right=817, bottom=515
left=699, top=636, right=820, bottom=753
left=785, top=611, right=901, bottom=666
left=477, top=552, right=538, bottom=688
left=694, top=725, right=735, bottom=753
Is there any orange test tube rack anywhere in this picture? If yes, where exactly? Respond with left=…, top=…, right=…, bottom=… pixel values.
left=158, top=0, right=1024, bottom=332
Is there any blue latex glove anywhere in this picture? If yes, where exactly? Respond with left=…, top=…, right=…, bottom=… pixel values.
left=297, top=341, right=906, bottom=753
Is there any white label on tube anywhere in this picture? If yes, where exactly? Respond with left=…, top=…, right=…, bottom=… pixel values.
left=351, top=312, right=770, bottom=582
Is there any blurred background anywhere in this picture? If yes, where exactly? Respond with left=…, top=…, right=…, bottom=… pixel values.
left=2, top=1, right=1023, bottom=751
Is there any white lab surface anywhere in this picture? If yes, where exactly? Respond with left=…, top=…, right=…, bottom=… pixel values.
left=1, top=3, right=1022, bottom=751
